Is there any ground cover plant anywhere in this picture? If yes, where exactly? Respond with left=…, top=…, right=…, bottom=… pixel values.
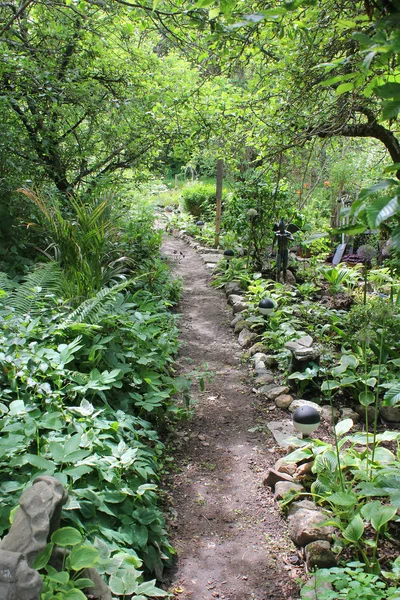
left=0, top=195, right=186, bottom=596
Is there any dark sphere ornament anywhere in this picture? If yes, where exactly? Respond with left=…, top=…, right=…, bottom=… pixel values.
left=293, top=406, right=321, bottom=435
left=224, top=249, right=235, bottom=260
left=196, top=220, right=205, bottom=228
left=258, top=298, right=276, bottom=316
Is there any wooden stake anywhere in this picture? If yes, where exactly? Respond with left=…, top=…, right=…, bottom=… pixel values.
left=215, top=158, right=223, bottom=247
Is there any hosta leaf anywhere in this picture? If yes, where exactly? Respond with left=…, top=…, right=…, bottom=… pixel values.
left=67, top=545, right=99, bottom=571
left=371, top=505, right=397, bottom=531
left=33, top=542, right=54, bottom=570
left=335, top=419, right=353, bottom=437
left=64, top=590, right=87, bottom=600
left=327, top=491, right=358, bottom=507
left=372, top=447, right=395, bottom=464
left=135, top=579, right=169, bottom=596
left=359, top=390, right=375, bottom=406
left=340, top=354, right=359, bottom=368
left=52, top=527, right=83, bottom=547
left=342, top=515, right=364, bottom=543
left=361, top=500, right=383, bottom=521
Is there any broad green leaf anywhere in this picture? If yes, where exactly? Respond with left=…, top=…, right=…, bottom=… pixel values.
left=340, top=354, right=358, bottom=369
left=342, top=515, right=364, bottom=543
left=52, top=527, right=83, bottom=547
left=73, top=578, right=95, bottom=589
left=334, top=419, right=353, bottom=437
left=358, top=390, right=375, bottom=406
left=67, top=546, right=99, bottom=570
left=373, top=447, right=395, bottom=464
left=375, top=82, right=400, bottom=98
left=46, top=570, right=70, bottom=585
left=371, top=505, right=397, bottom=531
left=383, top=384, right=400, bottom=406
left=209, top=7, right=220, bottom=19
left=64, top=590, right=87, bottom=600
left=359, top=179, right=398, bottom=200
left=327, top=491, right=358, bottom=507
left=361, top=500, right=383, bottom=521
left=382, top=101, right=400, bottom=122
left=336, top=82, right=354, bottom=95
left=25, top=454, right=56, bottom=472
left=321, top=380, right=341, bottom=391
left=33, top=542, right=54, bottom=569
left=367, top=195, right=399, bottom=227
left=136, top=579, right=169, bottom=596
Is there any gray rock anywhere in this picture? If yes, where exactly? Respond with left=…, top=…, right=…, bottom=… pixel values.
left=264, top=355, right=279, bottom=367
left=227, top=294, right=245, bottom=306
left=0, top=476, right=68, bottom=600
left=285, top=270, right=296, bottom=285
left=275, top=394, right=294, bottom=409
left=340, top=407, right=360, bottom=423
left=238, top=329, right=257, bottom=348
left=379, top=405, right=400, bottom=423
left=266, top=419, right=295, bottom=448
left=253, top=363, right=267, bottom=374
left=320, top=404, right=340, bottom=424
left=294, top=346, right=318, bottom=361
left=296, top=335, right=313, bottom=348
left=287, top=501, right=334, bottom=546
left=202, top=253, right=222, bottom=264
left=252, top=352, right=269, bottom=363
left=289, top=399, right=322, bottom=414
left=254, top=372, right=275, bottom=386
left=274, top=481, right=304, bottom=500
left=234, top=320, right=247, bottom=334
left=355, top=404, right=377, bottom=422
left=231, top=314, right=244, bottom=328
left=257, top=383, right=277, bottom=395
left=224, top=281, right=244, bottom=296
left=248, top=343, right=267, bottom=356
left=266, top=386, right=290, bottom=400
left=232, top=301, right=247, bottom=314
left=305, top=540, right=337, bottom=569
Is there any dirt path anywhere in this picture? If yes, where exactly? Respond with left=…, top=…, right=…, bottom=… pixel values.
left=162, top=235, right=301, bottom=600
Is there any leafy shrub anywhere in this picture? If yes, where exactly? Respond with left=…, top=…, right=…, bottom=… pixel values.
left=181, top=182, right=221, bottom=219
left=0, top=268, right=183, bottom=584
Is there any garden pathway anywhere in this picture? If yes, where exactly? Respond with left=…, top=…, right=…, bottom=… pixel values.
left=162, top=234, right=301, bottom=600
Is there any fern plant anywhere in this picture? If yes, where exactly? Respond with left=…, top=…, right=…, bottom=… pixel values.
left=0, top=263, right=63, bottom=315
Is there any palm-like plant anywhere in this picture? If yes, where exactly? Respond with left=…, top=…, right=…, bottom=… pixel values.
left=319, top=266, right=359, bottom=299
left=18, top=189, right=131, bottom=302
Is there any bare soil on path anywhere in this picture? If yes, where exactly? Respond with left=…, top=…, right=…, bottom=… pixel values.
left=161, top=234, right=302, bottom=600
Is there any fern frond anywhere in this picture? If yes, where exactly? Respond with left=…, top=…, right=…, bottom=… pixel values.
left=10, top=263, right=63, bottom=314
left=0, top=272, right=17, bottom=295
left=62, top=280, right=131, bottom=325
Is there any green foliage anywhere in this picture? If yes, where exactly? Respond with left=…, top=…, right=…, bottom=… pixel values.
left=181, top=182, right=221, bottom=219
left=301, top=563, right=400, bottom=600
left=0, top=247, right=185, bottom=585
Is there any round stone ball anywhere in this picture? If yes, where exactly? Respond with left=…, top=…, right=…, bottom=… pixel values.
left=258, top=298, right=276, bottom=315
left=293, top=406, right=321, bottom=435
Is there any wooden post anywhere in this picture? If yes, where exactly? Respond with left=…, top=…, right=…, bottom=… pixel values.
left=215, top=158, right=223, bottom=247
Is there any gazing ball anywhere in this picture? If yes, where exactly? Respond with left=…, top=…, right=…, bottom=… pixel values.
left=196, top=220, right=204, bottom=228
left=258, top=298, right=276, bottom=316
left=293, top=406, right=321, bottom=435
left=224, top=249, right=235, bottom=260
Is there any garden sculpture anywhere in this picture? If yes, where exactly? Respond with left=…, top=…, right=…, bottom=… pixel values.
left=272, top=218, right=298, bottom=283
